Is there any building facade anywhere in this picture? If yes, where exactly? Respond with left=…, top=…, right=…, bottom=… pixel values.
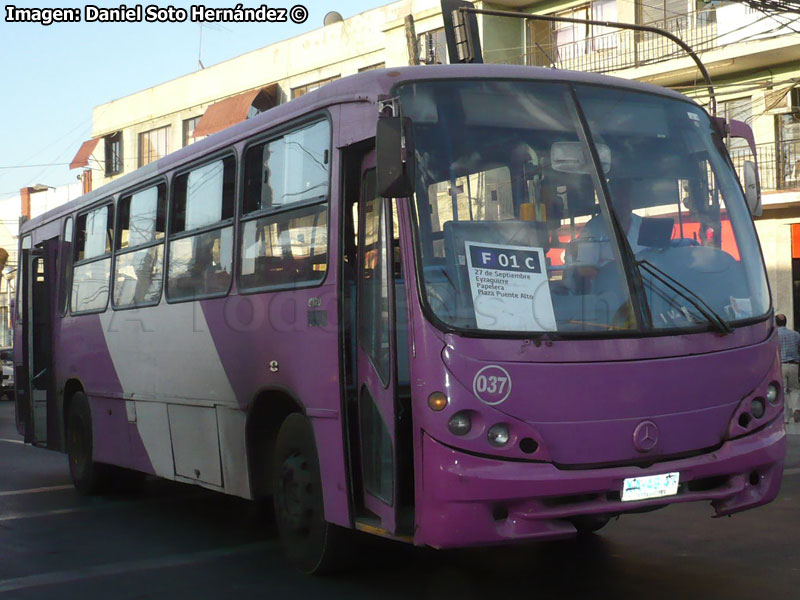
left=67, top=0, right=800, bottom=324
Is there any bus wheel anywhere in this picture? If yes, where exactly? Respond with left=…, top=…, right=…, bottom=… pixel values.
left=66, top=392, right=112, bottom=495
left=272, top=413, right=348, bottom=574
left=571, top=514, right=611, bottom=535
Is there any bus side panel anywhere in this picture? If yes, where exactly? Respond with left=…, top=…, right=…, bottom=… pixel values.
left=200, top=283, right=350, bottom=526
left=57, top=313, right=155, bottom=475
left=217, top=404, right=250, bottom=498
left=98, top=303, right=238, bottom=406
left=97, top=300, right=239, bottom=489
left=198, top=118, right=350, bottom=524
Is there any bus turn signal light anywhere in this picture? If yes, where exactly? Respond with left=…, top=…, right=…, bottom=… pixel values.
left=428, top=392, right=448, bottom=411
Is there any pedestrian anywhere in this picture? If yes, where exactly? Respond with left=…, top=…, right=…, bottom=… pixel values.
left=776, top=313, right=800, bottom=423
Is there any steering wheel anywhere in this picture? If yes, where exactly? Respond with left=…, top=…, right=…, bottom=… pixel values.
left=670, top=237, right=699, bottom=248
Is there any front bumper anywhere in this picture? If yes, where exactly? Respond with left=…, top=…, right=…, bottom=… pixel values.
left=416, top=418, right=786, bottom=548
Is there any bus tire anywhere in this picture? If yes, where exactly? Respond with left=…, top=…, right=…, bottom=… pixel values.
left=66, top=392, right=113, bottom=495
left=571, top=514, right=611, bottom=535
left=272, top=413, right=349, bottom=574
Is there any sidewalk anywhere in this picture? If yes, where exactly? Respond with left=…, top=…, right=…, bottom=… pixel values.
left=786, top=426, right=800, bottom=468
left=785, top=386, right=800, bottom=436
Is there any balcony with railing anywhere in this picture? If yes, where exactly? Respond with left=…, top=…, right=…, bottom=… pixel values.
left=523, top=10, right=717, bottom=73
left=483, top=3, right=796, bottom=75
left=730, top=139, right=800, bottom=193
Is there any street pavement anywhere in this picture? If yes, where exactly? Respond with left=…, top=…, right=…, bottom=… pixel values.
left=0, top=399, right=798, bottom=600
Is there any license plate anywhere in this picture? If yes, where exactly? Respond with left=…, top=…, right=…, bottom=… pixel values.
left=621, top=472, right=680, bottom=502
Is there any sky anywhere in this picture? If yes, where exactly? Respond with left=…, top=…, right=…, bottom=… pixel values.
left=0, top=0, right=383, bottom=203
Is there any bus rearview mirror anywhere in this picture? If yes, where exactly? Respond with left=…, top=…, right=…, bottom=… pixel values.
left=743, top=160, right=761, bottom=217
left=551, top=142, right=611, bottom=174
left=376, top=117, right=415, bottom=198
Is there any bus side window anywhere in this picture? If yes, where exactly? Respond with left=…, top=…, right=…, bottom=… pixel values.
left=239, top=206, right=328, bottom=291
left=71, top=204, right=113, bottom=314
left=239, top=120, right=330, bottom=291
left=167, top=157, right=235, bottom=301
left=242, top=120, right=330, bottom=214
left=114, top=184, right=166, bottom=308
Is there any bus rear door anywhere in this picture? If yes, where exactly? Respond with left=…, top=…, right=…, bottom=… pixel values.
left=20, top=243, right=54, bottom=445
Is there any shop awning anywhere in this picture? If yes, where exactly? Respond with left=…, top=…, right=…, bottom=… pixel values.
left=69, top=138, right=100, bottom=169
left=193, top=85, right=277, bottom=138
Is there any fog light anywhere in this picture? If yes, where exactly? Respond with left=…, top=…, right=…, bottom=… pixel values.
left=766, top=383, right=779, bottom=405
left=428, top=392, right=448, bottom=412
left=751, top=398, right=766, bottom=419
left=448, top=412, right=472, bottom=436
left=488, top=423, right=510, bottom=447
left=519, top=437, right=539, bottom=454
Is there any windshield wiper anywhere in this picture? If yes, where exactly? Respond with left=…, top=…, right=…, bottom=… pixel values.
left=637, top=259, right=734, bottom=335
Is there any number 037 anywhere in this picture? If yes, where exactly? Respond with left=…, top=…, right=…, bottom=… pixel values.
left=475, top=374, right=508, bottom=394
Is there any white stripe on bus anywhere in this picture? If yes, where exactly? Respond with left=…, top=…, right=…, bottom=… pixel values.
left=0, top=542, right=271, bottom=594
left=0, top=485, right=73, bottom=497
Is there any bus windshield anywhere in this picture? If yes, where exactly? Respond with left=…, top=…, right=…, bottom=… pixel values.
left=398, top=80, right=770, bottom=335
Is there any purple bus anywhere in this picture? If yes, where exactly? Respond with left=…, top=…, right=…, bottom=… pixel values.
left=13, top=65, right=785, bottom=573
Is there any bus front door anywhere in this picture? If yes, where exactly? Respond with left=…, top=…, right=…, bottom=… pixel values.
left=21, top=245, right=53, bottom=445
left=355, top=170, right=401, bottom=534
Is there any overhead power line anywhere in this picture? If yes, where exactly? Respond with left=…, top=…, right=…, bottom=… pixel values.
left=728, top=1, right=800, bottom=15
left=0, top=163, right=73, bottom=170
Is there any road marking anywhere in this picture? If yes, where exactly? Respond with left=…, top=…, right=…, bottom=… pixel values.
left=0, top=508, right=83, bottom=522
left=0, top=438, right=23, bottom=445
left=0, top=542, right=272, bottom=593
left=0, top=492, right=207, bottom=523
left=0, top=485, right=73, bottom=497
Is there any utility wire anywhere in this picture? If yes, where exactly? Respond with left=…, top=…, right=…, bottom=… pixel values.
left=0, top=163, right=74, bottom=170
left=762, top=8, right=800, bottom=33
left=731, top=1, right=800, bottom=16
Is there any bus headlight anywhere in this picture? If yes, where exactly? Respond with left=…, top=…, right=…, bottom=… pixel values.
left=488, top=423, right=510, bottom=447
left=766, top=383, right=779, bottom=405
left=448, top=412, right=472, bottom=436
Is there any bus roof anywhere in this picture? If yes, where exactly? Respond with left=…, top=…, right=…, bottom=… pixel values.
left=20, top=64, right=693, bottom=233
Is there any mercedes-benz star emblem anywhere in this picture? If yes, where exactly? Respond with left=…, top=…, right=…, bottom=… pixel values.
left=633, top=420, right=659, bottom=453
